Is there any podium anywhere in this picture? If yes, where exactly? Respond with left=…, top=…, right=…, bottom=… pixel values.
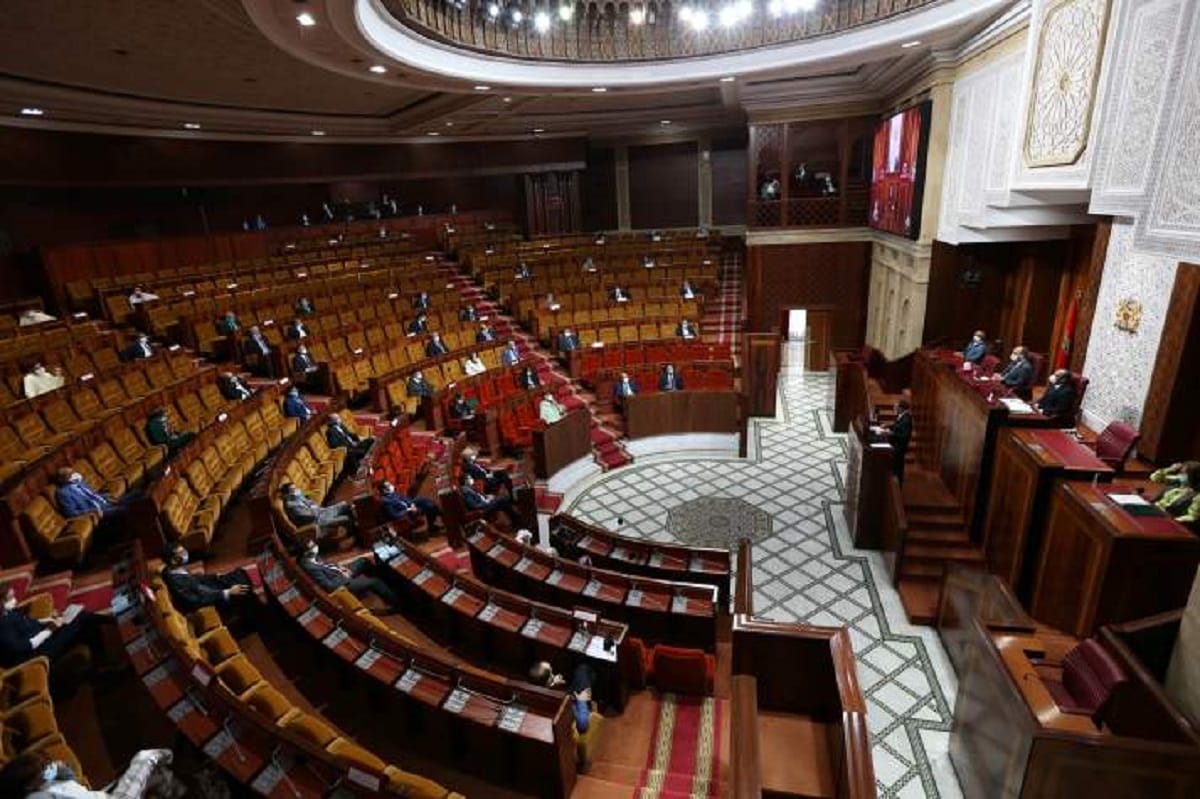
left=844, top=416, right=901, bottom=551
left=532, top=409, right=591, bottom=479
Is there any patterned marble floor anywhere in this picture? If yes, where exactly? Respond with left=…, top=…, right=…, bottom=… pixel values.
left=560, top=371, right=963, bottom=799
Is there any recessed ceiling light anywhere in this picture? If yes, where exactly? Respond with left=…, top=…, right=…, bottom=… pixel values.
left=558, top=5, right=573, bottom=21
left=661, top=120, right=671, bottom=125
left=592, top=87, right=608, bottom=93
left=296, top=12, right=316, bottom=27
left=901, top=40, right=922, bottom=49
left=720, top=76, right=736, bottom=83
left=19, top=107, right=44, bottom=116
left=369, top=65, right=387, bottom=74
left=503, top=96, right=512, bottom=103
left=311, top=130, right=326, bottom=136
left=183, top=122, right=201, bottom=130
left=445, top=121, right=454, bottom=127
left=534, top=11, right=550, bottom=33
left=533, top=127, right=545, bottom=134
left=630, top=8, right=646, bottom=24
left=427, top=131, right=440, bottom=136
left=474, top=85, right=491, bottom=91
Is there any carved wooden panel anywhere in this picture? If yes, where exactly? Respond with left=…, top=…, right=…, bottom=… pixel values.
left=1138, top=261, right=1200, bottom=462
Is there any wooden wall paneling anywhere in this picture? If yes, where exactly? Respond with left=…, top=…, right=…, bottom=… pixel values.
left=981, top=430, right=1042, bottom=591
left=1020, top=735, right=1200, bottom=798
left=581, top=147, right=619, bottom=231
left=710, top=138, right=748, bottom=226
left=741, top=333, right=780, bottom=418
left=1071, top=220, right=1111, bottom=374
left=1139, top=262, right=1200, bottom=463
left=628, top=142, right=699, bottom=230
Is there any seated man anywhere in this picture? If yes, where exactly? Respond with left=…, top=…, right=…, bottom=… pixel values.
left=122, top=332, right=154, bottom=361
left=0, top=584, right=113, bottom=670
left=641, top=254, right=655, bottom=269
left=459, top=304, right=479, bottom=322
left=680, top=280, right=697, bottom=299
left=243, top=325, right=274, bottom=378
left=218, top=371, right=254, bottom=401
left=501, top=339, right=521, bottom=368
left=658, top=364, right=684, bottom=392
left=539, top=391, right=567, bottom=424
left=408, top=313, right=429, bottom=335
left=298, top=538, right=399, bottom=608
left=529, top=661, right=596, bottom=734
left=463, top=351, right=486, bottom=377
left=963, top=330, right=988, bottom=364
left=413, top=290, right=431, bottom=311
left=53, top=468, right=119, bottom=522
left=581, top=256, right=597, bottom=273
left=145, top=408, right=194, bottom=456
left=128, top=285, right=160, bottom=305
left=217, top=310, right=240, bottom=335
left=425, top=332, right=449, bottom=357
left=459, top=474, right=521, bottom=527
left=557, top=327, right=580, bottom=353
left=18, top=308, right=56, bottom=326
left=378, top=480, right=442, bottom=531
left=161, top=543, right=255, bottom=614
left=282, top=386, right=315, bottom=422
left=285, top=317, right=309, bottom=341
left=448, top=392, right=476, bottom=424
left=462, top=449, right=514, bottom=496
left=676, top=318, right=698, bottom=339
left=610, top=285, right=629, bottom=303
left=614, top=371, right=638, bottom=403
left=295, top=296, right=315, bottom=316
left=292, top=344, right=319, bottom=388
left=0, top=748, right=175, bottom=799
left=1033, top=368, right=1077, bottom=420
left=477, top=323, right=496, bottom=343
left=22, top=362, right=65, bottom=399
left=515, top=262, right=532, bottom=280
left=518, top=365, right=541, bottom=390
left=326, top=415, right=374, bottom=468
left=281, top=482, right=356, bottom=540
left=994, top=346, right=1034, bottom=397
left=544, top=293, right=562, bottom=312
left=406, top=370, right=434, bottom=399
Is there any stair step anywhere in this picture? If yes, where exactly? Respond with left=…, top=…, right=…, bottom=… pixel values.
left=904, top=543, right=984, bottom=563
left=898, top=561, right=945, bottom=579
left=906, top=528, right=971, bottom=544
left=897, top=578, right=941, bottom=625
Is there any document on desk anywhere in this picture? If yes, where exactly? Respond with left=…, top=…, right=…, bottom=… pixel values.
left=61, top=603, right=84, bottom=624
left=1109, top=493, right=1150, bottom=506
left=999, top=398, right=1035, bottom=414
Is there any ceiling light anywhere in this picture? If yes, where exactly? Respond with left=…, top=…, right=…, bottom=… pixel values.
left=511, top=8, right=523, bottom=22
left=720, top=75, right=736, bottom=83
left=296, top=11, right=316, bottom=27
left=679, top=6, right=693, bottom=21
left=689, top=11, right=710, bottom=30
left=661, top=120, right=671, bottom=125
left=630, top=7, right=646, bottom=24
left=503, top=96, right=512, bottom=103
left=427, top=131, right=440, bottom=136
left=533, top=127, right=545, bottom=133
left=445, top=121, right=454, bottom=127
left=719, top=5, right=738, bottom=26
left=901, top=40, right=922, bottom=49
left=183, top=122, right=201, bottom=130
left=369, top=65, right=386, bottom=74
left=534, top=11, right=550, bottom=32
left=311, top=130, right=326, bottom=136
left=20, top=107, right=44, bottom=116
left=558, top=5, right=573, bottom=21
left=768, top=0, right=783, bottom=16
left=592, top=86, right=608, bottom=93
left=487, top=2, right=501, bottom=18
left=474, top=84, right=491, bottom=91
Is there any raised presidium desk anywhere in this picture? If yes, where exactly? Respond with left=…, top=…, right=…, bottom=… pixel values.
left=532, top=408, right=591, bottom=479
left=466, top=523, right=719, bottom=651
left=622, top=390, right=740, bottom=439
left=548, top=513, right=732, bottom=606
left=843, top=415, right=904, bottom=551
left=912, top=349, right=1057, bottom=537
left=1028, top=481, right=1200, bottom=638
left=981, top=428, right=1114, bottom=603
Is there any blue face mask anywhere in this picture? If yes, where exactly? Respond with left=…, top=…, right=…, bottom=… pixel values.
left=43, top=763, right=59, bottom=782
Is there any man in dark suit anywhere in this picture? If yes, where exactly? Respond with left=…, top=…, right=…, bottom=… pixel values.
left=995, top=346, right=1034, bottom=398
left=680, top=280, right=697, bottom=299
left=614, top=371, right=637, bottom=403
left=406, top=370, right=434, bottom=399
left=425, top=332, right=449, bottom=357
left=676, top=319, right=697, bottom=339
left=459, top=305, right=479, bottom=322
left=658, top=364, right=684, bottom=392
left=477, top=323, right=496, bottom=343
left=297, top=538, right=399, bottom=608
left=558, top=327, right=580, bottom=352
left=413, top=291, right=431, bottom=311
left=408, top=313, right=429, bottom=335
left=378, top=480, right=442, bottom=531
left=962, top=330, right=988, bottom=364
left=295, top=296, right=315, bottom=316
left=448, top=392, right=476, bottom=424
left=285, top=318, right=309, bottom=341
left=518, top=366, right=541, bottom=390
left=292, top=344, right=320, bottom=390
left=460, top=474, right=521, bottom=527
left=326, top=416, right=373, bottom=470
left=462, top=449, right=513, bottom=496
left=145, top=408, right=193, bottom=456
left=243, top=325, right=274, bottom=377
left=0, top=583, right=112, bottom=669
left=610, top=285, right=629, bottom=303
left=218, top=371, right=254, bottom=401
left=217, top=311, right=240, bottom=336
left=873, top=399, right=912, bottom=483
left=122, top=333, right=154, bottom=361
left=282, top=387, right=315, bottom=422
left=160, top=543, right=254, bottom=614
left=1034, top=368, right=1077, bottom=420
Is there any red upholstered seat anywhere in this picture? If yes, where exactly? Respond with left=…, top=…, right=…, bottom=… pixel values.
left=618, top=637, right=653, bottom=690
left=981, top=354, right=1001, bottom=374
left=1042, top=639, right=1127, bottom=720
left=650, top=645, right=714, bottom=696
left=1094, top=421, right=1139, bottom=472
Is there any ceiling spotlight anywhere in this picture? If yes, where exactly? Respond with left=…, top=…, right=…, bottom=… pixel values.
left=630, top=7, right=646, bottom=24
left=901, top=40, right=922, bottom=49
left=660, top=120, right=672, bottom=125
left=592, top=86, right=608, bottom=93
left=798, top=0, right=819, bottom=8
left=720, top=75, right=737, bottom=82
left=558, top=4, right=574, bottom=21
left=511, top=8, right=523, bottom=22
left=689, top=11, right=710, bottom=30
left=678, top=6, right=693, bottom=21
left=369, top=64, right=386, bottom=74
left=533, top=127, right=545, bottom=133
left=445, top=121, right=454, bottom=127
left=19, top=107, right=44, bottom=116
left=183, top=122, right=201, bottom=130
left=311, top=130, right=326, bottom=136
left=534, top=11, right=550, bottom=32
left=503, top=96, right=512, bottom=103
left=474, top=85, right=491, bottom=91
left=427, top=131, right=440, bottom=136
left=296, top=11, right=316, bottom=27
left=768, top=0, right=783, bottom=16
left=719, top=5, right=738, bottom=26
left=487, top=2, right=501, bottom=18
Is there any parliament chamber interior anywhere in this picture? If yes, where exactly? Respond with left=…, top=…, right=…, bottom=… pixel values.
left=1, top=1, right=1199, bottom=798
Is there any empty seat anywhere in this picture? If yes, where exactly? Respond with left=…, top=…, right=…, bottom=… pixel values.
left=21, top=495, right=95, bottom=565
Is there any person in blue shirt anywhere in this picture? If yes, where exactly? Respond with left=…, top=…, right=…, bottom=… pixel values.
left=408, top=313, right=429, bottom=335
left=529, top=661, right=596, bottom=734
left=459, top=474, right=521, bottom=527
left=378, top=480, right=441, bottom=531
left=425, top=332, right=449, bottom=357
left=217, top=310, right=240, bottom=335
left=614, top=372, right=638, bottom=403
left=54, top=468, right=115, bottom=520
left=282, top=387, right=314, bottom=422
left=557, top=327, right=579, bottom=352
left=658, top=364, right=684, bottom=392
left=962, top=330, right=988, bottom=364
left=500, top=340, right=521, bottom=367
left=477, top=323, right=496, bottom=343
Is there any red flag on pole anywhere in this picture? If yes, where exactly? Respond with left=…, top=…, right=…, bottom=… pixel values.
left=1055, top=292, right=1080, bottom=370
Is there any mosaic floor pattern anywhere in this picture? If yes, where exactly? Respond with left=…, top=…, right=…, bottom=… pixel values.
left=561, top=371, right=962, bottom=799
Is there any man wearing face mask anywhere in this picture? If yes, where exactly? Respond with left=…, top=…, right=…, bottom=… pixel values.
left=283, top=387, right=315, bottom=422
left=22, top=362, right=65, bottom=399
left=1033, top=368, right=1076, bottom=421
left=161, top=542, right=254, bottom=614
left=614, top=371, right=638, bottom=405
left=658, top=364, right=683, bottom=392
left=292, top=344, right=319, bottom=390
left=0, top=583, right=113, bottom=669
left=994, top=345, right=1034, bottom=399
left=298, top=538, right=400, bottom=608
left=872, top=398, right=912, bottom=483
left=218, top=371, right=254, bottom=401
left=54, top=468, right=117, bottom=521
left=378, top=481, right=442, bottom=532
left=122, top=333, right=154, bottom=361
left=281, top=483, right=356, bottom=540
left=962, top=330, right=988, bottom=365
left=0, top=748, right=176, bottom=799
left=676, top=318, right=697, bottom=340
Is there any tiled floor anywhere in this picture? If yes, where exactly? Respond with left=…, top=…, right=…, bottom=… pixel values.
left=560, top=370, right=963, bottom=799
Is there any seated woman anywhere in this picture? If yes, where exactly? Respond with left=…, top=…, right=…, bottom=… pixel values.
left=22, top=362, right=65, bottom=399
left=463, top=351, right=487, bottom=377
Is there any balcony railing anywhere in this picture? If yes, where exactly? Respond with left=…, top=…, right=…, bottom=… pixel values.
left=748, top=187, right=869, bottom=228
left=383, top=0, right=941, bottom=63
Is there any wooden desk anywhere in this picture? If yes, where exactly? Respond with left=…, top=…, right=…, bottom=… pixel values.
left=623, top=390, right=739, bottom=439
left=981, top=428, right=1113, bottom=602
left=532, top=409, right=592, bottom=479
left=1030, top=482, right=1200, bottom=637
left=843, top=416, right=901, bottom=551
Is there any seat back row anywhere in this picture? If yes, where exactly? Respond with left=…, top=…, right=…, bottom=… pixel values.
left=372, top=341, right=507, bottom=416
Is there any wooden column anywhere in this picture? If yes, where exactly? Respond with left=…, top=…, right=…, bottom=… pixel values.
left=1139, top=261, right=1200, bottom=463
left=615, top=146, right=631, bottom=231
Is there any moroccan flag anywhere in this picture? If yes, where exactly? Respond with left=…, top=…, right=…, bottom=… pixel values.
left=1056, top=292, right=1080, bottom=370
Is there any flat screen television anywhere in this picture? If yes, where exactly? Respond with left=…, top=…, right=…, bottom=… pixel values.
left=869, top=102, right=932, bottom=239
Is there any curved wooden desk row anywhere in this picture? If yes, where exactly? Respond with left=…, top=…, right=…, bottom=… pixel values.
left=622, top=390, right=741, bottom=439
left=369, top=340, right=507, bottom=416
left=466, top=523, right=719, bottom=651
left=549, top=513, right=732, bottom=606
left=110, top=552, right=431, bottom=799
left=379, top=534, right=630, bottom=709
left=567, top=338, right=731, bottom=378
left=258, top=541, right=579, bottom=798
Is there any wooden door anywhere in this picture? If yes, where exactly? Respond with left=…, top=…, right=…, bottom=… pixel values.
left=805, top=310, right=832, bottom=371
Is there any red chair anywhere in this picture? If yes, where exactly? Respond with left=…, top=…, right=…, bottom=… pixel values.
left=581, top=350, right=603, bottom=380
left=602, top=347, right=623, bottom=370
left=645, top=342, right=670, bottom=364
left=619, top=637, right=653, bottom=690
left=1041, top=639, right=1127, bottom=720
left=1093, top=421, right=1139, bottom=472
left=650, top=645, right=714, bottom=696
left=624, top=345, right=645, bottom=367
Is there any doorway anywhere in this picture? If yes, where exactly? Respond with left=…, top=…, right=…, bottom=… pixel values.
left=779, top=307, right=833, bottom=372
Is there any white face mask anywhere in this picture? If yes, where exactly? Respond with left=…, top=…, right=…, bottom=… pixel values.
left=44, top=763, right=60, bottom=782
left=3, top=591, right=17, bottom=611
left=70, top=472, right=83, bottom=483
left=176, top=550, right=188, bottom=566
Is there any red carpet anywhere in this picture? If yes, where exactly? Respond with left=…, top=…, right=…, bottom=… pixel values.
left=634, top=693, right=722, bottom=799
